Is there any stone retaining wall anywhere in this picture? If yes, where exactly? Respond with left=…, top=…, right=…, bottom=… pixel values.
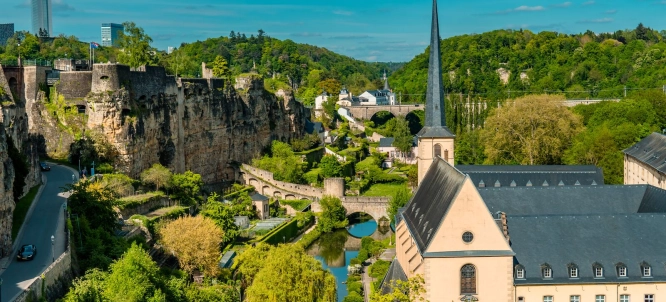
left=118, top=196, right=174, bottom=219
left=13, top=234, right=72, bottom=302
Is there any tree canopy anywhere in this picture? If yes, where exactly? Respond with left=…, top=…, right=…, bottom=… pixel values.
left=117, top=21, right=155, bottom=68
left=159, top=216, right=223, bottom=277
left=233, top=243, right=336, bottom=302
left=480, top=94, right=584, bottom=165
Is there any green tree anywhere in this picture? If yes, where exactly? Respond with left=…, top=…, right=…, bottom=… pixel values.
left=169, top=171, right=204, bottom=205
left=62, top=268, right=108, bottom=302
left=201, top=192, right=240, bottom=243
left=317, top=196, right=348, bottom=233
left=388, top=188, right=412, bottom=224
left=103, top=243, right=166, bottom=302
left=117, top=21, right=155, bottom=68
left=140, top=163, right=172, bottom=191
left=252, top=141, right=305, bottom=184
left=319, top=155, right=343, bottom=178
left=390, top=117, right=414, bottom=154
left=237, top=243, right=337, bottom=302
left=211, top=55, right=232, bottom=80
left=370, top=274, right=428, bottom=302
left=480, top=95, right=584, bottom=165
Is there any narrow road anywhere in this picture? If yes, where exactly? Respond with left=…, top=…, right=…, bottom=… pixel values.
left=0, top=164, right=71, bottom=301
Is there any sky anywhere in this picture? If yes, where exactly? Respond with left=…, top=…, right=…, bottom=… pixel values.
left=4, top=0, right=666, bottom=62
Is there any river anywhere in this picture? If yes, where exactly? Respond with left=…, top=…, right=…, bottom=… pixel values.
left=307, top=215, right=379, bottom=302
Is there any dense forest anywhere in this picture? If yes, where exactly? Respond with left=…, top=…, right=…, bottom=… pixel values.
left=390, top=24, right=666, bottom=103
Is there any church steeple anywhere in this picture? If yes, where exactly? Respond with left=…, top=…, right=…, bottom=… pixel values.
left=417, top=0, right=454, bottom=138
left=416, top=0, right=455, bottom=185
left=382, top=70, right=390, bottom=90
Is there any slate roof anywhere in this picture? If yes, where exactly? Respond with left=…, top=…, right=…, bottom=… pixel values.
left=304, top=120, right=324, bottom=134
left=423, top=0, right=447, bottom=132
left=402, top=157, right=466, bottom=252
left=378, top=137, right=395, bottom=148
left=480, top=185, right=666, bottom=216
left=378, top=137, right=418, bottom=148
left=510, top=214, right=666, bottom=284
left=457, top=165, right=604, bottom=187
left=250, top=192, right=269, bottom=202
left=379, top=259, right=408, bottom=294
left=624, top=132, right=666, bottom=174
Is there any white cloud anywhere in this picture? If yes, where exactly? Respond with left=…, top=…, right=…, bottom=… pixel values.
left=333, top=10, right=353, bottom=16
left=515, top=5, right=545, bottom=11
left=582, top=0, right=596, bottom=6
left=605, top=9, right=617, bottom=14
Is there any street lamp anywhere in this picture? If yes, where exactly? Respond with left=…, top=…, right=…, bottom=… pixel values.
left=51, top=235, right=55, bottom=262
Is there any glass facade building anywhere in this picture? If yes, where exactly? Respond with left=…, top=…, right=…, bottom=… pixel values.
left=0, top=23, right=14, bottom=46
left=31, top=0, right=52, bottom=36
left=101, top=23, right=124, bottom=47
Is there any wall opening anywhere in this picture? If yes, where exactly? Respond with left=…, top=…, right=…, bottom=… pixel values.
left=100, top=75, right=110, bottom=80
left=76, top=105, right=86, bottom=114
left=434, top=144, right=442, bottom=158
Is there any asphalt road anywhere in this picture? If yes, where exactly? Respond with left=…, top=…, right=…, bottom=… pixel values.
left=0, top=164, right=71, bottom=302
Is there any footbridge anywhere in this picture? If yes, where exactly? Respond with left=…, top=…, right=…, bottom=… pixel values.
left=341, top=104, right=423, bottom=120
left=240, top=165, right=391, bottom=221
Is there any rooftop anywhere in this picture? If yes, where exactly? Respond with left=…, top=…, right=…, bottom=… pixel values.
left=624, top=132, right=666, bottom=175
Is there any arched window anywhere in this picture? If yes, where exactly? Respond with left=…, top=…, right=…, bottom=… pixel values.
left=434, top=144, right=442, bottom=158
left=460, top=264, right=476, bottom=294
left=444, top=149, right=449, bottom=162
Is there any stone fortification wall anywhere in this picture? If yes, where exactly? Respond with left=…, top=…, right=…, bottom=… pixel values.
left=118, top=196, right=175, bottom=219
left=83, top=65, right=307, bottom=183
left=56, top=71, right=92, bottom=99
left=242, top=164, right=325, bottom=198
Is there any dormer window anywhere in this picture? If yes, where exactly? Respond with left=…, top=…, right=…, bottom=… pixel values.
left=616, top=263, right=627, bottom=277
left=515, top=265, right=525, bottom=279
left=568, top=263, right=578, bottom=278
left=541, top=264, right=552, bottom=279
left=593, top=263, right=604, bottom=278
left=641, top=262, right=652, bottom=277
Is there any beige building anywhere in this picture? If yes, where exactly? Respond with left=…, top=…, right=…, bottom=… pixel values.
left=382, top=1, right=666, bottom=302
left=250, top=192, right=270, bottom=220
left=624, top=132, right=666, bottom=190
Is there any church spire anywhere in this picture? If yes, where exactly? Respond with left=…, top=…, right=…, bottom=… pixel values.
left=417, top=0, right=453, bottom=138
left=382, top=70, right=390, bottom=90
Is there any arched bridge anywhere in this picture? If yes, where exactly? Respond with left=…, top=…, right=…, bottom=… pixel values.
left=240, top=164, right=391, bottom=221
left=311, top=196, right=391, bottom=223
left=342, top=104, right=423, bottom=120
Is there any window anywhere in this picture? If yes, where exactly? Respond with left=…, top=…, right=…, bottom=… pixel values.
left=542, top=265, right=552, bottom=279
left=569, top=266, right=578, bottom=278
left=543, top=296, right=553, bottom=302
left=444, top=149, right=449, bottom=161
left=596, top=295, right=605, bottom=302
left=644, top=294, right=654, bottom=302
left=518, top=298, right=525, bottom=302
left=516, top=267, right=525, bottom=279
left=641, top=263, right=652, bottom=277
left=620, top=294, right=630, bottom=302
left=460, top=264, right=476, bottom=294
left=434, top=144, right=442, bottom=158
left=617, top=264, right=627, bottom=277
left=462, top=231, right=474, bottom=243
left=570, top=295, right=580, bottom=302
left=595, top=267, right=604, bottom=278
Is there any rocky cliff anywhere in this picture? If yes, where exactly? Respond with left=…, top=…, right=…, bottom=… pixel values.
left=0, top=65, right=42, bottom=256
left=83, top=64, right=308, bottom=184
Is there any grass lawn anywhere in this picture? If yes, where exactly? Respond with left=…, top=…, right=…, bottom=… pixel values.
left=280, top=199, right=312, bottom=211
left=12, top=185, right=41, bottom=240
left=362, top=183, right=407, bottom=197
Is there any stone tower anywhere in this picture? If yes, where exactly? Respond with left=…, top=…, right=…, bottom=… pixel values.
left=417, top=0, right=455, bottom=185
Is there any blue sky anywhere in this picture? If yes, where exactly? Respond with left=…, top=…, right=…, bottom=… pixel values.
left=5, top=0, right=666, bottom=62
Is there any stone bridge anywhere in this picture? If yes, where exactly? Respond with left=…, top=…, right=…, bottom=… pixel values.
left=240, top=165, right=391, bottom=221
left=305, top=226, right=393, bottom=267
left=342, top=104, right=423, bottom=120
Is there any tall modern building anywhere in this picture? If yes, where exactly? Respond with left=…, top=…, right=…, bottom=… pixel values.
left=31, top=0, right=52, bottom=37
left=0, top=23, right=14, bottom=46
left=101, top=23, right=124, bottom=47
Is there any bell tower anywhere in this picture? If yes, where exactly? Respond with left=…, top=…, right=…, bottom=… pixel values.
left=417, top=0, right=455, bottom=185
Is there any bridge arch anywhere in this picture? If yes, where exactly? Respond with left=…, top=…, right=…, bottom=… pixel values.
left=261, top=185, right=270, bottom=195
left=273, top=191, right=282, bottom=199
left=285, top=194, right=296, bottom=200
left=248, top=178, right=259, bottom=188
left=370, top=110, right=395, bottom=127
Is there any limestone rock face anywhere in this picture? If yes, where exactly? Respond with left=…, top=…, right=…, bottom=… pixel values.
left=85, top=67, right=308, bottom=184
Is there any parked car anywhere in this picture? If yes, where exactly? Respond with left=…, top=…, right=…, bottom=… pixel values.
left=40, top=162, right=51, bottom=171
left=17, top=244, right=37, bottom=261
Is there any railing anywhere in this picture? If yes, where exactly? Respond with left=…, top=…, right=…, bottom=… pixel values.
left=0, top=59, right=53, bottom=67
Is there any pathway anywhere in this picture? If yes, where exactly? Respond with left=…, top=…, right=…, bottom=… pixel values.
left=0, top=163, right=74, bottom=301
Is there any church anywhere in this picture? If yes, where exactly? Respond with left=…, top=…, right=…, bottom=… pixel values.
left=383, top=1, right=666, bottom=301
